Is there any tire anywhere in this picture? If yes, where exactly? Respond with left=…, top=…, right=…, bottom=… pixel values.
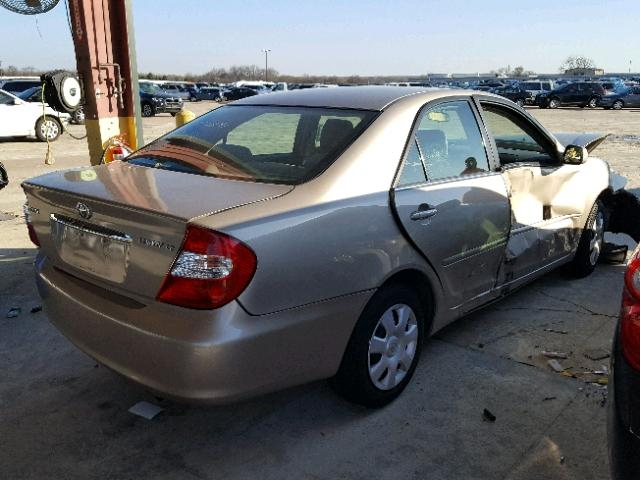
left=613, top=100, right=624, bottom=110
left=0, top=161, right=8, bottom=190
left=548, top=98, right=560, bottom=109
left=568, top=200, right=605, bottom=278
left=587, top=97, right=599, bottom=109
left=330, top=283, right=426, bottom=408
left=141, top=102, right=155, bottom=117
left=170, top=112, right=177, bottom=117
left=35, top=116, right=61, bottom=142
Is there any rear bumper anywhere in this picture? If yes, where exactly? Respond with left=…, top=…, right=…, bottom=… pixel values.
left=36, top=255, right=371, bottom=404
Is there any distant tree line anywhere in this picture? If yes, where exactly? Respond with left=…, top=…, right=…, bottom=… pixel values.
left=1, top=55, right=601, bottom=85
left=0, top=65, right=44, bottom=77
left=140, top=64, right=437, bottom=85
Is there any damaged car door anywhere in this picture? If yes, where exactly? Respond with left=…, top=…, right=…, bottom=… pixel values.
left=393, top=99, right=511, bottom=311
left=478, top=100, right=589, bottom=284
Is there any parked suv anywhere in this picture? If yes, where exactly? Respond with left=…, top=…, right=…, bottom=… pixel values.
left=536, top=82, right=605, bottom=109
left=492, top=86, right=532, bottom=107
left=161, top=84, right=190, bottom=101
left=518, top=80, right=554, bottom=103
left=139, top=82, right=183, bottom=117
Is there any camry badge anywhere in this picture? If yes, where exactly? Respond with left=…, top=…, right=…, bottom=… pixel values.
left=76, top=202, right=92, bottom=219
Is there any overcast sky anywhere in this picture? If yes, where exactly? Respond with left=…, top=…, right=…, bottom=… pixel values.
left=0, top=0, right=637, bottom=76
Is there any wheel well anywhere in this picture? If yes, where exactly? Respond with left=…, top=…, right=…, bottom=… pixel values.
left=379, top=269, right=436, bottom=330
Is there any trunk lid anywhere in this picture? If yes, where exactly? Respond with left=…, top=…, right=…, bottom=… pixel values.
left=22, top=162, right=292, bottom=300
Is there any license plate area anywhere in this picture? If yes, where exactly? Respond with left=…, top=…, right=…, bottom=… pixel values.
left=50, top=214, right=132, bottom=283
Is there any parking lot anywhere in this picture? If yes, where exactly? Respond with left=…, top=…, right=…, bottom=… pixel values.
left=1, top=102, right=640, bottom=479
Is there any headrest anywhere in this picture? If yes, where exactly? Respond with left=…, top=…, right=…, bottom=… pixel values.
left=416, top=129, right=447, bottom=159
left=320, top=119, right=354, bottom=152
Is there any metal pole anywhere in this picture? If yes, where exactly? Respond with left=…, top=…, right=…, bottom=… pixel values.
left=262, top=49, right=271, bottom=82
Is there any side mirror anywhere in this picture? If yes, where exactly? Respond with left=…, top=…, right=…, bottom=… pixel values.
left=563, top=144, right=588, bottom=165
left=12, top=98, right=24, bottom=105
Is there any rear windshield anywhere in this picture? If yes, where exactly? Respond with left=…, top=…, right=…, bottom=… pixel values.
left=128, top=105, right=377, bottom=185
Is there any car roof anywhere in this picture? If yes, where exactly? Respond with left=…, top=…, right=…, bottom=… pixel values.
left=231, top=86, right=465, bottom=111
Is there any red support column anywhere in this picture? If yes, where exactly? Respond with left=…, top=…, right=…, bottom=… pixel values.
left=68, top=0, right=142, bottom=164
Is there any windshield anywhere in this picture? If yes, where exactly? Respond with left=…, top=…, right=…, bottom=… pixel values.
left=18, top=87, right=41, bottom=100
left=127, top=105, right=377, bottom=185
left=139, top=83, right=163, bottom=94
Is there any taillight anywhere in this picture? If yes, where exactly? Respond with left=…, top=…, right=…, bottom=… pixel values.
left=23, top=203, right=40, bottom=247
left=156, top=224, right=257, bottom=309
left=621, top=252, right=640, bottom=370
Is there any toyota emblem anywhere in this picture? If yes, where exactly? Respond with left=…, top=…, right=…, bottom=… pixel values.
left=76, top=202, right=92, bottom=219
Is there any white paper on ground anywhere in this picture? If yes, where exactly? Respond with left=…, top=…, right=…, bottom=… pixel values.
left=128, top=401, right=164, bottom=420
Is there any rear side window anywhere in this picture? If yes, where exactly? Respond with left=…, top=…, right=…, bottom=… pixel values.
left=128, top=105, right=377, bottom=185
left=396, top=100, right=489, bottom=185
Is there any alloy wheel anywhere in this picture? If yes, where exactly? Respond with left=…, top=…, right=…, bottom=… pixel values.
left=588, top=97, right=599, bottom=108
left=40, top=120, right=59, bottom=140
left=368, top=303, right=419, bottom=390
left=589, top=210, right=605, bottom=265
left=613, top=100, right=624, bottom=110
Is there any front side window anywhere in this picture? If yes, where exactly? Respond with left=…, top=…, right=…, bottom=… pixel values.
left=481, top=103, right=558, bottom=166
left=127, top=105, right=377, bottom=185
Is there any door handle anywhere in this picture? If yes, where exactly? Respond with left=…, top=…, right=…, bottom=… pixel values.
left=410, top=205, right=438, bottom=221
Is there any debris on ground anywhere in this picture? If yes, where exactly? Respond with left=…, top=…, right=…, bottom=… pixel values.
left=542, top=351, right=570, bottom=359
left=543, top=396, right=557, bottom=401
left=560, top=456, right=566, bottom=465
left=6, top=307, right=21, bottom=318
left=601, top=243, right=628, bottom=264
left=482, top=408, right=496, bottom=422
left=584, top=349, right=610, bottom=361
left=547, top=359, right=565, bottom=372
left=128, top=401, right=164, bottom=420
left=544, top=328, right=569, bottom=335
left=30, top=306, right=42, bottom=314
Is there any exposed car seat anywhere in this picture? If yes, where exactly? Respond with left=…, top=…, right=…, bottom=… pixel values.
left=214, top=144, right=253, bottom=162
left=319, top=119, right=354, bottom=153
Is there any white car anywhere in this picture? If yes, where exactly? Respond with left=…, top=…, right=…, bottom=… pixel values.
left=0, top=89, right=69, bottom=142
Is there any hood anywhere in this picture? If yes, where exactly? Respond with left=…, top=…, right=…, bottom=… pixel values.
left=141, top=91, right=182, bottom=100
left=553, top=132, right=610, bottom=153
